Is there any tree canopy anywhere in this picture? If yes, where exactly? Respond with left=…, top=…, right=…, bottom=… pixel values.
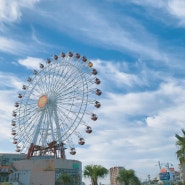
left=176, top=129, right=185, bottom=164
left=83, top=164, right=108, bottom=185
left=116, top=167, right=141, bottom=185
left=56, top=173, right=72, bottom=185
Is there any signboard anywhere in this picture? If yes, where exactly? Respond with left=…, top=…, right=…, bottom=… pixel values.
left=159, top=172, right=170, bottom=180
left=169, top=167, right=174, bottom=171
left=163, top=182, right=170, bottom=185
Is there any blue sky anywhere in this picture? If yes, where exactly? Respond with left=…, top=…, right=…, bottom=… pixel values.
left=1, top=0, right=185, bottom=184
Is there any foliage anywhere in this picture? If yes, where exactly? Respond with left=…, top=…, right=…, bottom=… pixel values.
left=176, top=129, right=185, bottom=164
left=83, top=164, right=108, bottom=185
left=56, top=173, right=72, bottom=185
left=116, top=167, right=141, bottom=185
left=2, top=183, right=11, bottom=185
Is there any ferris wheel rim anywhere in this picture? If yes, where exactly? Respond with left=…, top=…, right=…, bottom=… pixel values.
left=11, top=52, right=101, bottom=157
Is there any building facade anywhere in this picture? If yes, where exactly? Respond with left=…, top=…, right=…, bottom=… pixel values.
left=0, top=153, right=26, bottom=183
left=9, top=157, right=82, bottom=185
left=0, top=153, right=82, bottom=185
left=109, top=166, right=123, bottom=185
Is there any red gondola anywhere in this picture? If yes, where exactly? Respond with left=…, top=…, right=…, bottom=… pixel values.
left=18, top=93, right=22, bottom=98
left=76, top=53, right=80, bottom=59
left=95, top=78, right=101, bottom=84
left=69, top=52, right=73, bottom=57
left=61, top=52, right=65, bottom=58
left=86, top=126, right=92, bottom=133
left=27, top=77, right=32, bottom=82
left=95, top=101, right=101, bottom=108
left=15, top=102, right=19, bottom=107
left=96, top=89, right=102, bottom=96
left=82, top=56, right=87, bottom=62
left=70, top=148, right=76, bottom=155
left=53, top=55, right=58, bottom=60
left=40, top=63, right=44, bottom=68
left=92, top=69, right=98, bottom=75
left=33, top=70, right=38, bottom=75
left=91, top=114, right=98, bottom=121
left=78, top=138, right=85, bottom=145
left=46, top=58, right=51, bottom=64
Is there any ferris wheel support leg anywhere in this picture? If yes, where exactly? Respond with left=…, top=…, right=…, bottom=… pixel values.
left=60, top=142, right=66, bottom=159
left=61, top=148, right=66, bottom=159
left=26, top=143, right=34, bottom=159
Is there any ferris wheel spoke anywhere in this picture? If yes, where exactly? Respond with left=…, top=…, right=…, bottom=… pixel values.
left=57, top=111, right=75, bottom=134
left=30, top=76, right=46, bottom=95
left=56, top=79, right=85, bottom=97
left=50, top=64, right=70, bottom=91
left=16, top=106, right=38, bottom=122
left=54, top=64, right=84, bottom=92
left=28, top=76, right=47, bottom=94
left=55, top=68, right=85, bottom=94
left=49, top=64, right=67, bottom=91
left=57, top=102, right=86, bottom=115
left=58, top=107, right=85, bottom=133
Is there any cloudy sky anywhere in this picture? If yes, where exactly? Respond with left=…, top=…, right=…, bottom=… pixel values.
left=1, top=0, right=185, bottom=184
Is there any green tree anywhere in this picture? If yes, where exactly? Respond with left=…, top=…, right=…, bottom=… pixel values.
left=83, top=164, right=108, bottom=185
left=2, top=183, right=11, bottom=185
left=116, top=167, right=141, bottom=185
left=176, top=129, right=185, bottom=164
left=57, top=173, right=72, bottom=185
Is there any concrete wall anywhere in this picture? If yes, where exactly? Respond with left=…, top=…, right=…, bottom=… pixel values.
left=30, top=171, right=55, bottom=185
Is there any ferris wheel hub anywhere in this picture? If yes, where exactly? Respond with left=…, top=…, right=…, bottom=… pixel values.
left=38, top=95, right=48, bottom=108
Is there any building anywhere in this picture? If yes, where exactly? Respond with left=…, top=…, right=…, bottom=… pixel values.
left=9, top=157, right=82, bottom=185
left=0, top=153, right=26, bottom=183
left=109, top=166, right=123, bottom=185
left=0, top=153, right=82, bottom=185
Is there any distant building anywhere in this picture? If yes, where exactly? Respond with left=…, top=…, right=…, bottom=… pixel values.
left=0, top=153, right=26, bottom=183
left=158, top=166, right=181, bottom=184
left=109, top=166, right=123, bottom=185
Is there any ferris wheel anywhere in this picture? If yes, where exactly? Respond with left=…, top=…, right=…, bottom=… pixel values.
left=11, top=52, right=101, bottom=159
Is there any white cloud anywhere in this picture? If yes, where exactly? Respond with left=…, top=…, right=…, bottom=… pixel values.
left=0, top=37, right=27, bottom=55
left=71, top=75, right=185, bottom=182
left=130, top=0, right=185, bottom=27
left=26, top=0, right=170, bottom=63
left=0, top=72, right=24, bottom=140
left=0, top=0, right=40, bottom=23
left=18, top=57, right=45, bottom=69
left=168, top=0, right=185, bottom=25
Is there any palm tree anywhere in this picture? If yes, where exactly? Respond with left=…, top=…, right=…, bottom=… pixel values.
left=83, top=164, right=108, bottom=185
left=176, top=129, right=185, bottom=164
left=57, top=173, right=72, bottom=185
left=116, top=167, right=141, bottom=185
